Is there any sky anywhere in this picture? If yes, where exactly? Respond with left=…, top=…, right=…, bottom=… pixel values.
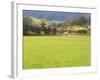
left=23, top=10, right=91, bottom=21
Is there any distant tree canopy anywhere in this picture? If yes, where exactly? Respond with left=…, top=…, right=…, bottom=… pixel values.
left=23, top=16, right=91, bottom=36
left=64, top=17, right=90, bottom=27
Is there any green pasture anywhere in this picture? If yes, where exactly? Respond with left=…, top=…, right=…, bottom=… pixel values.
left=23, top=36, right=91, bottom=69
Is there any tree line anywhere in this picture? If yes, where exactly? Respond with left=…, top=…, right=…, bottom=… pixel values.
left=23, top=16, right=91, bottom=36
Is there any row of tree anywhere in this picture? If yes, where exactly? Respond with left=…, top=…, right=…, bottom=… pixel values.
left=23, top=16, right=91, bottom=36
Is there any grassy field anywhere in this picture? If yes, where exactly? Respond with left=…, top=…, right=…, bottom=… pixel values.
left=23, top=36, right=91, bottom=69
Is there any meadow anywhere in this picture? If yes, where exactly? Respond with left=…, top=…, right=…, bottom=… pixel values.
left=23, top=36, right=91, bottom=69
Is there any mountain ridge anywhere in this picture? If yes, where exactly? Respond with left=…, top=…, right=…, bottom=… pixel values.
left=23, top=10, right=90, bottom=21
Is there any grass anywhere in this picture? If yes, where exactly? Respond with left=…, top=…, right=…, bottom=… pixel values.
left=23, top=36, right=91, bottom=69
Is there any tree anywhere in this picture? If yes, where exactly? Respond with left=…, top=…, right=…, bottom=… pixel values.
left=71, top=17, right=89, bottom=27
left=41, top=19, right=49, bottom=35
left=23, top=17, right=33, bottom=35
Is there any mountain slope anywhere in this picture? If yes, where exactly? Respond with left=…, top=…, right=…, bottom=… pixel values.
left=23, top=10, right=90, bottom=21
